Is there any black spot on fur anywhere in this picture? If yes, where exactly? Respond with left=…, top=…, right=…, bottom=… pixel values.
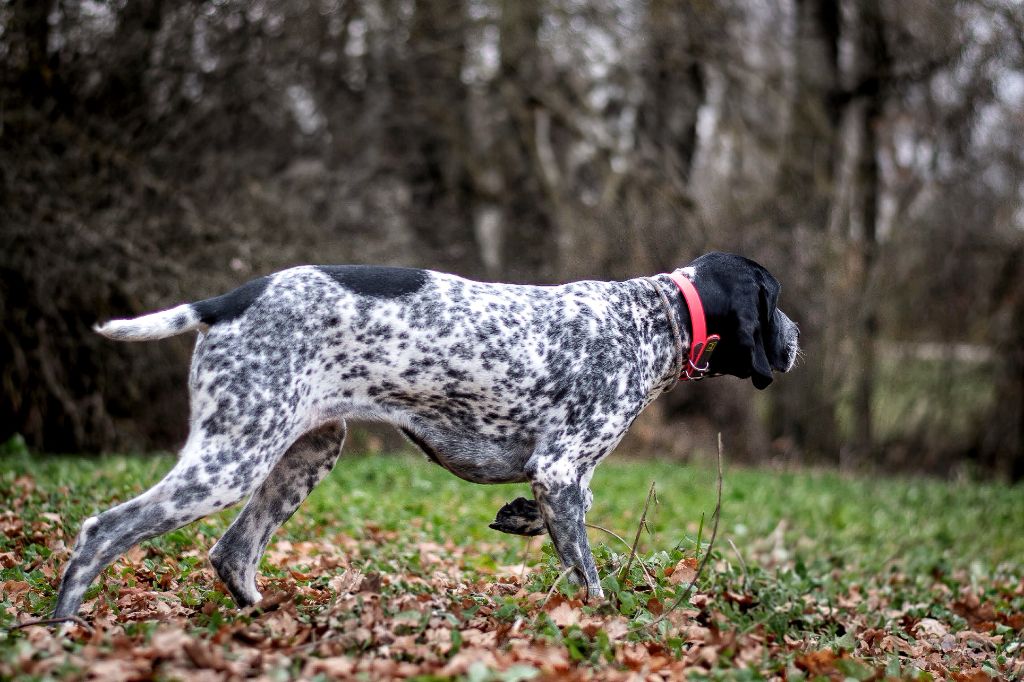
left=193, top=276, right=271, bottom=326
left=316, top=265, right=427, bottom=298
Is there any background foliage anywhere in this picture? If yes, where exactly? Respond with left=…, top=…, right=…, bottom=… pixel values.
left=2, top=0, right=1023, bottom=476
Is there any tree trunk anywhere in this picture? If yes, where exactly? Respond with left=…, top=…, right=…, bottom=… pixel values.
left=767, top=0, right=843, bottom=462
left=637, top=0, right=705, bottom=188
left=848, top=0, right=889, bottom=461
left=392, top=0, right=477, bottom=272
left=495, top=0, right=556, bottom=281
left=850, top=99, right=881, bottom=458
left=97, top=0, right=166, bottom=117
left=625, top=0, right=706, bottom=274
left=9, top=0, right=54, bottom=107
left=981, top=248, right=1024, bottom=480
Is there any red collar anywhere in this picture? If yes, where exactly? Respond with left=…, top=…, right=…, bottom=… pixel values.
left=668, top=272, right=720, bottom=381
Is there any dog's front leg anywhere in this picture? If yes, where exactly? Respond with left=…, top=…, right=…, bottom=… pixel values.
left=528, top=469, right=603, bottom=600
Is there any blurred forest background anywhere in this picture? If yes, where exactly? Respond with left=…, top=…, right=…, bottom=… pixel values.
left=2, top=0, right=1023, bottom=479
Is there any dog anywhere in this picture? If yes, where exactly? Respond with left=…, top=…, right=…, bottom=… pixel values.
left=52, top=252, right=798, bottom=617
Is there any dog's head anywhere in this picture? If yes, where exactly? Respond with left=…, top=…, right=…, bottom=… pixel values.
left=680, top=252, right=799, bottom=389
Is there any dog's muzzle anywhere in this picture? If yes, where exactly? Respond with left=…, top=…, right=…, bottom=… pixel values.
left=778, top=311, right=800, bottom=372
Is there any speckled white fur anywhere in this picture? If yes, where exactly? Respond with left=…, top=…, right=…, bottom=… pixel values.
left=53, top=255, right=799, bottom=616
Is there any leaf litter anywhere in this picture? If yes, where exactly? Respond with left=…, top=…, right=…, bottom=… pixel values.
left=1, top=455, right=1022, bottom=680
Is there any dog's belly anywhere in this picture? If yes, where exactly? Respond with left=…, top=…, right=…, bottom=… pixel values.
left=399, top=424, right=533, bottom=484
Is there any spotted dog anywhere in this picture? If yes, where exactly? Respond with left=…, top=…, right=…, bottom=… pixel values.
left=53, top=252, right=799, bottom=617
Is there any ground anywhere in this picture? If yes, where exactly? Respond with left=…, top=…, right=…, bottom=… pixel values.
left=1, top=440, right=1022, bottom=680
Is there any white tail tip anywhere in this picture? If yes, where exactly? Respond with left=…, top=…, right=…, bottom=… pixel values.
left=94, top=305, right=202, bottom=342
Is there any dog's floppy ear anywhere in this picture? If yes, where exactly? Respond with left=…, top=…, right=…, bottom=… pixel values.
left=738, top=284, right=775, bottom=390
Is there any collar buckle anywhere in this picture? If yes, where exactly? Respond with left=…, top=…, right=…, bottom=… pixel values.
left=682, top=334, right=720, bottom=381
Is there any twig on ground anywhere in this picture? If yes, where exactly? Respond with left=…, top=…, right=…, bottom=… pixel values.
left=520, top=536, right=532, bottom=583
left=9, top=615, right=94, bottom=634
left=286, top=630, right=341, bottom=654
left=642, top=432, right=724, bottom=632
left=619, top=481, right=657, bottom=582
left=585, top=522, right=630, bottom=548
left=539, top=564, right=578, bottom=610
left=586, top=522, right=657, bottom=589
left=727, top=538, right=750, bottom=592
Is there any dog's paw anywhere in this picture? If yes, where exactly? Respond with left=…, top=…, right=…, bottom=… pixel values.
left=489, top=497, right=546, bottom=536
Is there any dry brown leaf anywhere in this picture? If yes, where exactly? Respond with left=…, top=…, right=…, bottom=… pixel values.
left=878, top=634, right=915, bottom=655
left=619, top=642, right=650, bottom=670
left=956, top=629, right=1002, bottom=649
left=579, top=615, right=629, bottom=641
left=668, top=557, right=698, bottom=585
left=511, top=643, right=571, bottom=673
left=546, top=601, right=580, bottom=627
left=461, top=628, right=497, bottom=647
left=794, top=649, right=837, bottom=675
left=144, top=628, right=193, bottom=659
left=2, top=580, right=31, bottom=598
left=328, top=569, right=363, bottom=594
left=361, top=572, right=383, bottom=593
left=441, top=648, right=501, bottom=675
left=1005, top=612, right=1024, bottom=630
left=914, top=617, right=949, bottom=639
left=86, top=658, right=151, bottom=681
left=183, top=639, right=230, bottom=671
left=722, top=590, right=757, bottom=609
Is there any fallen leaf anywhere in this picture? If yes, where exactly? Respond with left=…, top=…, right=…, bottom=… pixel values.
left=794, top=649, right=837, bottom=675
left=303, top=657, right=355, bottom=677
left=545, top=601, right=579, bottom=628
left=669, top=557, right=698, bottom=585
left=328, top=569, right=363, bottom=594
left=914, top=618, right=949, bottom=639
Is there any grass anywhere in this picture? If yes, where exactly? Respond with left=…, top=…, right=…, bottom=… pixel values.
left=1, top=444, right=1023, bottom=679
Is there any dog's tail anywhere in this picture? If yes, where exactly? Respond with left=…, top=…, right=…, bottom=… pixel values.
left=94, top=304, right=205, bottom=342
left=95, top=276, right=271, bottom=342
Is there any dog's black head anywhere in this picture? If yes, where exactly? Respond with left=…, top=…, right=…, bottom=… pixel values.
left=680, top=252, right=799, bottom=389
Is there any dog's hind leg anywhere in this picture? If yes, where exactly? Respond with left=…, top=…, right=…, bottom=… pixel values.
left=209, top=421, right=347, bottom=607
left=52, top=434, right=289, bottom=619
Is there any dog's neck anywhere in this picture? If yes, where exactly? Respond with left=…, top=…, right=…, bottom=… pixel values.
left=629, top=274, right=693, bottom=395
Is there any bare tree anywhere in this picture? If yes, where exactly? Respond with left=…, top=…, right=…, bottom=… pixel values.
left=2, top=0, right=1022, bottom=476
left=767, top=0, right=844, bottom=462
